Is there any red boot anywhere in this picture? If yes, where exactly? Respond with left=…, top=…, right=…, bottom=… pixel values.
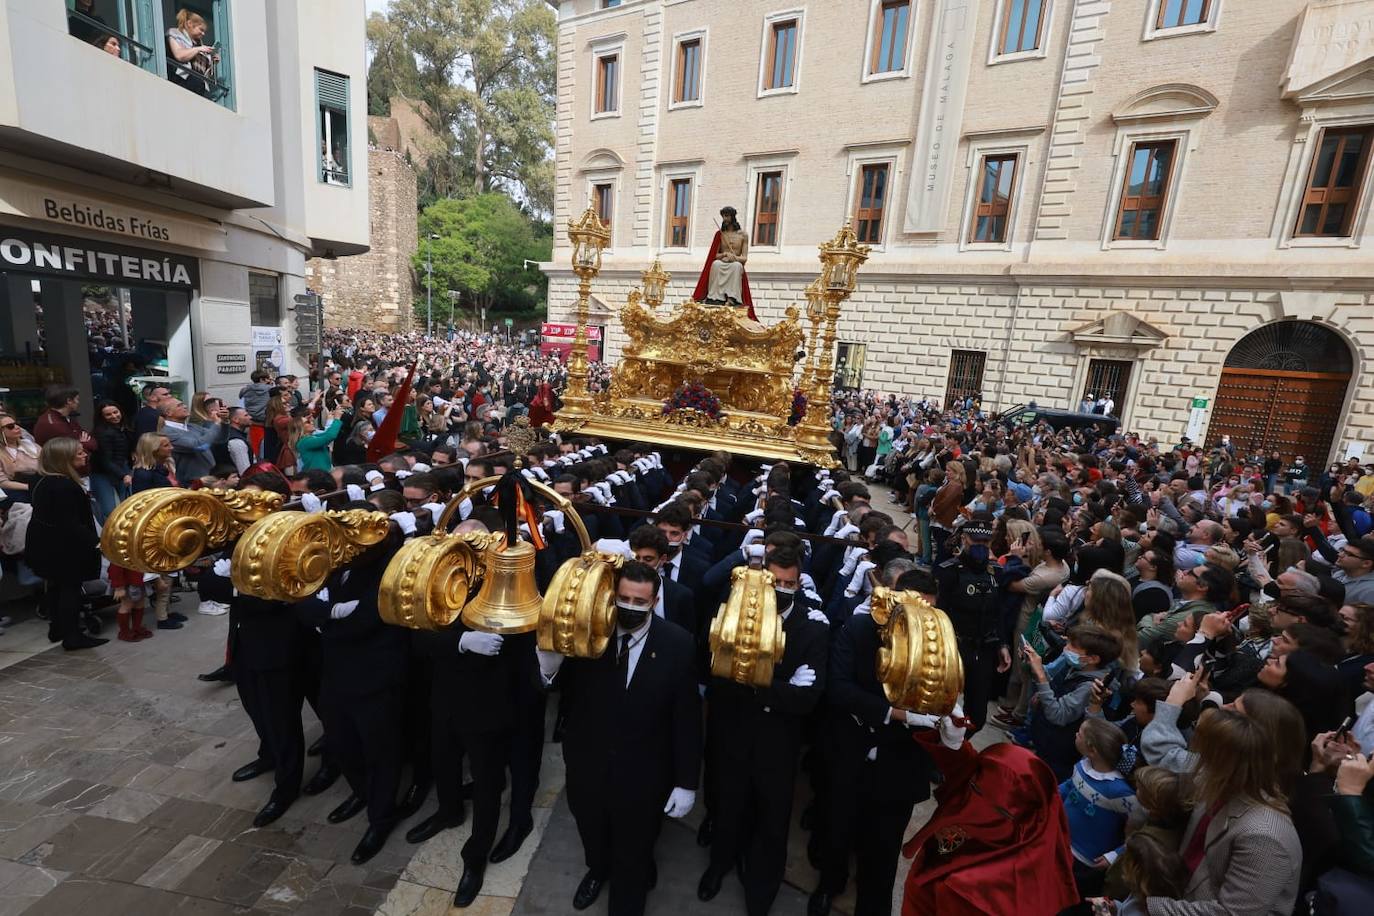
left=116, top=611, right=138, bottom=642
left=130, top=604, right=153, bottom=640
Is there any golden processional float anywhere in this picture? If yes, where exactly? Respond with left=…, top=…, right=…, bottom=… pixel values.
left=98, top=208, right=961, bottom=714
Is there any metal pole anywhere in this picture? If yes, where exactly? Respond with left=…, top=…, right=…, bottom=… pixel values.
left=425, top=238, right=433, bottom=338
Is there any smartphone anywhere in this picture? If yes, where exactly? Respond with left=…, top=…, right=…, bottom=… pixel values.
left=1019, top=634, right=1031, bottom=652
left=1099, top=668, right=1119, bottom=691
left=1197, top=656, right=1216, bottom=678
left=1019, top=531, right=1031, bottom=547
left=1337, top=714, right=1357, bottom=739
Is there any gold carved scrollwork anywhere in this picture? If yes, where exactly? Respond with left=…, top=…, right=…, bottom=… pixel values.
left=709, top=567, right=787, bottom=688
left=231, top=510, right=392, bottom=602
left=870, top=586, right=964, bottom=715
left=100, top=488, right=284, bottom=574
left=538, top=549, right=625, bottom=658
left=378, top=531, right=497, bottom=630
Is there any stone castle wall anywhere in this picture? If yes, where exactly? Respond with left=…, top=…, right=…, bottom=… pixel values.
left=307, top=140, right=418, bottom=333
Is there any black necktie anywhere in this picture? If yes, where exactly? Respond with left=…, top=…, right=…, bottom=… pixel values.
left=617, top=633, right=633, bottom=684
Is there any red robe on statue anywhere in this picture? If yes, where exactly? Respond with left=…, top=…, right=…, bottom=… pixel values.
left=691, top=231, right=757, bottom=320
left=900, top=731, right=1079, bottom=916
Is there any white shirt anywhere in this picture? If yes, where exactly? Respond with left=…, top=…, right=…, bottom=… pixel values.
left=615, top=618, right=652, bottom=685
left=1354, top=692, right=1374, bottom=755
left=162, top=419, right=188, bottom=432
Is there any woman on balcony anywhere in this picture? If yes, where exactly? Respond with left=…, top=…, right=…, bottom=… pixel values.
left=166, top=9, right=219, bottom=98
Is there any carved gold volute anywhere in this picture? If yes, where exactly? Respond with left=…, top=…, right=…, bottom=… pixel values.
left=230, top=509, right=393, bottom=601
left=100, top=488, right=284, bottom=574
left=708, top=567, right=787, bottom=688
left=869, top=586, right=964, bottom=716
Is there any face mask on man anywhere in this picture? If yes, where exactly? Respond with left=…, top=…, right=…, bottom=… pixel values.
left=615, top=601, right=651, bottom=630
left=664, top=540, right=682, bottom=558
left=774, top=586, right=796, bottom=612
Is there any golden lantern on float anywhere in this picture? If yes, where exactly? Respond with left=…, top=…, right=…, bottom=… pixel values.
left=869, top=586, right=964, bottom=715
left=640, top=257, right=671, bottom=308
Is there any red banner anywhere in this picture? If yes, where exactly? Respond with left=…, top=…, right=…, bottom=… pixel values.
left=540, top=323, right=603, bottom=362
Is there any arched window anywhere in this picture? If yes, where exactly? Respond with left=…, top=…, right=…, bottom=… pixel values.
left=1224, top=320, right=1353, bottom=374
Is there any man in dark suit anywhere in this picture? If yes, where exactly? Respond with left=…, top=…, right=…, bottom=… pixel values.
left=628, top=525, right=698, bottom=638
left=654, top=502, right=709, bottom=587
left=538, top=561, right=702, bottom=916
left=699, top=545, right=831, bottom=916
left=296, top=522, right=409, bottom=865
left=809, top=568, right=937, bottom=916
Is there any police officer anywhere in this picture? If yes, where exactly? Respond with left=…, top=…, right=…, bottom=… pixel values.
left=933, top=518, right=1011, bottom=733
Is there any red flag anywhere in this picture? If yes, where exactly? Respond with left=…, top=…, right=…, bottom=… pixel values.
left=367, top=362, right=416, bottom=462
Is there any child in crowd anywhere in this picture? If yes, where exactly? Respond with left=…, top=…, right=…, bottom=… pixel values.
left=1103, top=766, right=1185, bottom=901
left=109, top=563, right=153, bottom=641
left=1094, top=832, right=1187, bottom=916
left=1059, top=717, right=1137, bottom=897
left=1024, top=623, right=1123, bottom=779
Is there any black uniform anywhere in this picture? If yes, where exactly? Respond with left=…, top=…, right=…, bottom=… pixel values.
left=818, top=612, right=933, bottom=915
left=706, top=601, right=830, bottom=915
left=934, top=553, right=1002, bottom=732
left=297, top=550, right=408, bottom=828
left=231, top=588, right=309, bottom=806
left=424, top=623, right=541, bottom=869
left=560, top=616, right=701, bottom=916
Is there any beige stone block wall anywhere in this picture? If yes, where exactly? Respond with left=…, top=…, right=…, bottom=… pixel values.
left=307, top=146, right=418, bottom=333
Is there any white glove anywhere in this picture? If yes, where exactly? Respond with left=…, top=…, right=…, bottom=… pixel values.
left=632, top=458, right=651, bottom=474
left=788, top=664, right=817, bottom=688
left=412, top=463, right=431, bottom=472
left=532, top=467, right=550, bottom=481
left=543, top=509, right=566, bottom=533
left=741, top=530, right=766, bottom=548
left=459, top=631, right=504, bottom=656
left=904, top=711, right=940, bottom=729
left=609, top=471, right=630, bottom=486
left=821, top=489, right=840, bottom=502
left=845, top=560, right=876, bottom=598
left=536, top=646, right=565, bottom=684
left=744, top=508, right=765, bottom=524
left=390, top=511, right=417, bottom=535
left=366, top=470, right=386, bottom=492
left=592, top=444, right=608, bottom=456
left=807, top=608, right=829, bottom=625
left=330, top=600, right=359, bottom=620
left=394, top=469, right=413, bottom=480
left=744, top=542, right=766, bottom=562
left=300, top=492, right=324, bottom=514
left=345, top=484, right=366, bottom=502
left=212, top=558, right=232, bottom=578
left=663, top=787, right=696, bottom=818
left=938, top=701, right=968, bottom=750
left=457, top=497, right=474, bottom=520
left=650, top=453, right=663, bottom=468
left=317, top=587, right=330, bottom=603
left=520, top=468, right=536, bottom=481
left=421, top=501, right=447, bottom=521
left=584, top=486, right=607, bottom=506
left=824, top=510, right=849, bottom=536
left=835, top=523, right=860, bottom=541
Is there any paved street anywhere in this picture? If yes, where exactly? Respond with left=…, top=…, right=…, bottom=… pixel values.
left=0, top=487, right=964, bottom=915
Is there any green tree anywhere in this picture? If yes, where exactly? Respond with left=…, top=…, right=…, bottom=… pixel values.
left=413, top=194, right=551, bottom=328
left=368, top=0, right=555, bottom=213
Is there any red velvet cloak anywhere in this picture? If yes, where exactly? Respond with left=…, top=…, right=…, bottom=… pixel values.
left=901, top=731, right=1079, bottom=916
left=691, top=230, right=758, bottom=320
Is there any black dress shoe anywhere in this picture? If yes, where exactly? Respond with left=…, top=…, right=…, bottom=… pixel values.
left=696, top=816, right=713, bottom=848
left=453, top=865, right=485, bottom=908
left=488, top=818, right=532, bottom=863
left=62, top=634, right=109, bottom=651
left=697, top=867, right=725, bottom=902
left=398, top=780, right=430, bottom=817
left=350, top=822, right=393, bottom=865
left=301, top=765, right=339, bottom=797
left=307, top=736, right=324, bottom=757
left=808, top=888, right=833, bottom=916
left=197, top=665, right=234, bottom=683
left=405, top=809, right=465, bottom=844
left=572, top=872, right=605, bottom=910
left=327, top=794, right=367, bottom=824
left=232, top=759, right=271, bottom=782
left=252, top=797, right=293, bottom=828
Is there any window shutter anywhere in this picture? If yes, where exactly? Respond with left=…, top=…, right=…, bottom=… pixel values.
left=315, top=69, right=350, bottom=111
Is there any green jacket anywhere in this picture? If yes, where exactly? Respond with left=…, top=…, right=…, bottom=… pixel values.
left=297, top=419, right=342, bottom=472
left=1330, top=793, right=1374, bottom=878
left=1136, top=598, right=1215, bottom=649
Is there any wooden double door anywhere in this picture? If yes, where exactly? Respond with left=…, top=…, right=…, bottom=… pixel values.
left=1207, top=368, right=1349, bottom=462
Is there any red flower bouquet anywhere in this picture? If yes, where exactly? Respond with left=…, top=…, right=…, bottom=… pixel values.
left=663, top=381, right=722, bottom=419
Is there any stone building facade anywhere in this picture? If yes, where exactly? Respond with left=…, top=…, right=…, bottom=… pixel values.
left=308, top=116, right=419, bottom=333
left=544, top=0, right=1374, bottom=463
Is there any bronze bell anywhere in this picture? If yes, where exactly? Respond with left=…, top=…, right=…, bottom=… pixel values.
left=461, top=537, right=542, bottom=634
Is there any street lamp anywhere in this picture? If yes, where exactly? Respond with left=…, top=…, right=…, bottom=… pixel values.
left=425, top=232, right=439, bottom=338
left=560, top=207, right=611, bottom=417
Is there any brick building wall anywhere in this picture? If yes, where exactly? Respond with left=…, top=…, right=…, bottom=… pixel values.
left=307, top=128, right=418, bottom=333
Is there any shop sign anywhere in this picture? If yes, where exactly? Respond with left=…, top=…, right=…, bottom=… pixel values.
left=0, top=175, right=227, bottom=252
left=0, top=225, right=199, bottom=290
left=540, top=323, right=602, bottom=341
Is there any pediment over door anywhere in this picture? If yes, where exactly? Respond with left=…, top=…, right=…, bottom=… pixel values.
left=1290, top=58, right=1374, bottom=104
left=1070, top=312, right=1170, bottom=355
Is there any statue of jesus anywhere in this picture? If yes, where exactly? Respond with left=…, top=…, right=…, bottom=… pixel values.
left=692, top=206, right=757, bottom=319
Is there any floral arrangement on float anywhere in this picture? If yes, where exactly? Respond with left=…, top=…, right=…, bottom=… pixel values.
left=663, top=381, right=722, bottom=419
